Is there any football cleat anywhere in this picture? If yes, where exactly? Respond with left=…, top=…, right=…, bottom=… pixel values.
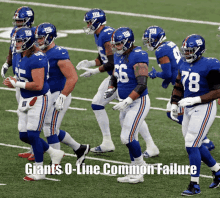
left=18, top=152, right=32, bottom=158
left=181, top=181, right=201, bottom=196
left=75, top=144, right=90, bottom=166
left=23, top=174, right=45, bottom=181
left=90, top=142, right=115, bottom=153
left=202, top=140, right=215, bottom=151
left=117, top=174, right=144, bottom=184
left=143, top=147, right=159, bottom=159
left=209, top=170, right=220, bottom=188
left=27, top=154, right=35, bottom=161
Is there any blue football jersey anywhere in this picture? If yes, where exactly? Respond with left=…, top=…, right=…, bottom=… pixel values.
left=45, top=45, right=69, bottom=93
left=180, top=57, right=220, bottom=98
left=10, top=26, right=36, bottom=54
left=14, top=51, right=50, bottom=98
left=12, top=52, right=22, bottom=75
left=94, top=26, right=115, bottom=75
left=155, top=41, right=183, bottom=85
left=114, top=47, right=149, bottom=99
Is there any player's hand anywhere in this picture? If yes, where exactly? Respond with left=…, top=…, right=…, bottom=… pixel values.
left=1, top=62, right=9, bottom=79
left=104, top=87, right=116, bottom=99
left=170, top=104, right=179, bottom=122
left=54, top=93, right=66, bottom=111
left=148, top=67, right=157, bottom=79
left=178, top=97, right=201, bottom=107
left=3, top=76, right=17, bottom=88
left=80, top=68, right=100, bottom=77
left=76, top=60, right=96, bottom=70
left=218, top=98, right=220, bottom=105
left=162, top=79, right=170, bottom=89
left=112, top=97, right=133, bottom=111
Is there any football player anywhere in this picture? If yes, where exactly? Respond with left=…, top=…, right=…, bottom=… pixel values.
left=105, top=27, right=150, bottom=183
left=76, top=9, right=159, bottom=158
left=3, top=27, right=65, bottom=181
left=170, top=34, right=220, bottom=195
left=35, top=22, right=90, bottom=166
left=1, top=6, right=36, bottom=160
left=142, top=26, right=215, bottom=152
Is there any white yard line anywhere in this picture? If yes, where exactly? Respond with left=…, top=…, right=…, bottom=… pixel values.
left=0, top=184, right=7, bottom=185
left=1, top=0, right=220, bottom=26
left=44, top=178, right=61, bottom=181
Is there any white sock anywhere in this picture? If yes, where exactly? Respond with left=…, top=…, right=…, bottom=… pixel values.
left=134, top=155, right=144, bottom=165
left=191, top=177, right=199, bottom=184
left=61, top=131, right=80, bottom=151
left=93, top=109, right=111, bottom=137
left=102, top=135, right=113, bottom=144
left=49, top=142, right=60, bottom=150
left=211, top=163, right=220, bottom=172
left=45, top=146, right=56, bottom=155
left=139, top=121, right=156, bottom=149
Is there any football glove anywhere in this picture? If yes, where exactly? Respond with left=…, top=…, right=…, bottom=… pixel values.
left=76, top=60, right=96, bottom=70
left=170, top=104, right=179, bottom=122
left=1, top=62, right=9, bottom=79
left=178, top=97, right=201, bottom=107
left=104, top=87, right=116, bottom=99
left=80, top=68, right=100, bottom=77
left=162, top=79, right=170, bottom=89
left=55, top=93, right=67, bottom=111
left=148, top=67, right=157, bottom=79
left=112, top=97, right=133, bottom=111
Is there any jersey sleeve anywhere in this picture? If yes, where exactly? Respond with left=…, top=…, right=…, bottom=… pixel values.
left=155, top=45, right=169, bottom=59
left=30, top=54, right=48, bottom=69
left=54, top=47, right=70, bottom=60
left=102, top=29, right=114, bottom=44
left=132, top=51, right=149, bottom=66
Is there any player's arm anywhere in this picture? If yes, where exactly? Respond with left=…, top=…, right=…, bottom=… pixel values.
left=3, top=68, right=45, bottom=91
left=129, top=62, right=148, bottom=101
left=104, top=70, right=117, bottom=99
left=156, top=56, right=172, bottom=79
left=57, top=59, right=78, bottom=96
left=98, top=41, right=114, bottom=72
left=171, top=71, right=184, bottom=105
left=1, top=49, right=13, bottom=78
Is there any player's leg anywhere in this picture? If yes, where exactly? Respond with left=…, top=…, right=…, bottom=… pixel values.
left=167, top=99, right=215, bottom=151
left=23, top=93, right=64, bottom=181
left=118, top=95, right=150, bottom=183
left=182, top=102, right=217, bottom=195
left=54, top=94, right=90, bottom=166
left=140, top=121, right=159, bottom=158
left=43, top=91, right=61, bottom=150
left=91, top=76, right=115, bottom=152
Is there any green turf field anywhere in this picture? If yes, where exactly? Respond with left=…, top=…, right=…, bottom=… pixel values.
left=1, top=0, right=220, bottom=197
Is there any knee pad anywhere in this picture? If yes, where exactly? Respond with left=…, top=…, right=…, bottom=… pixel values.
left=91, top=104, right=104, bottom=110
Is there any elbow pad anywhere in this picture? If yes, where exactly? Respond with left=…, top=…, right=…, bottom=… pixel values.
left=134, top=76, right=148, bottom=95
left=103, top=55, right=114, bottom=71
left=109, top=75, right=117, bottom=88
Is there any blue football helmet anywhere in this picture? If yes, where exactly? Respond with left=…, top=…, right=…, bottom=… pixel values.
left=83, top=8, right=106, bottom=34
left=142, top=26, right=166, bottom=51
left=35, top=22, right=57, bottom=50
left=181, top=34, right=206, bottom=63
left=15, top=27, right=35, bottom=53
left=13, top=6, right=34, bottom=27
left=111, top=27, right=135, bottom=55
